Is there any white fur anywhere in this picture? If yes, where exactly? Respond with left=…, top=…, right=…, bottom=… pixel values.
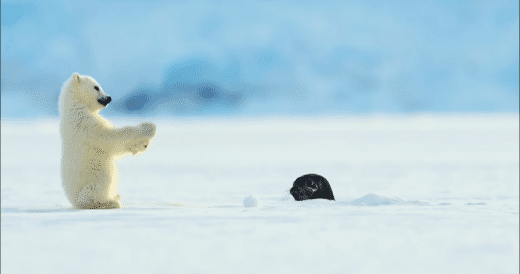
left=60, top=73, right=156, bottom=209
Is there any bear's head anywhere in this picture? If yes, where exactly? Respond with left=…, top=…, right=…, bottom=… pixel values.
left=64, top=73, right=111, bottom=112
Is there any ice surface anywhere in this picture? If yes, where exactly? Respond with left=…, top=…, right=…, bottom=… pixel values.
left=1, top=115, right=518, bottom=274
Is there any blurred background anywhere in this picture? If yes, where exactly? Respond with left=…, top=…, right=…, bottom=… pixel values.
left=1, top=0, right=518, bottom=119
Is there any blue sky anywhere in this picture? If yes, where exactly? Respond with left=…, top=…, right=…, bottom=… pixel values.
left=1, top=0, right=518, bottom=118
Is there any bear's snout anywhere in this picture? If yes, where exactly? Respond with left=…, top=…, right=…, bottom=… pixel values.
left=97, top=96, right=112, bottom=106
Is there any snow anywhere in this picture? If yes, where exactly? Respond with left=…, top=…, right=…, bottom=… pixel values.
left=243, top=195, right=259, bottom=207
left=1, top=115, right=519, bottom=274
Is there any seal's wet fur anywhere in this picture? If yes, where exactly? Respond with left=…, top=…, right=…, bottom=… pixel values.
left=290, top=174, right=335, bottom=201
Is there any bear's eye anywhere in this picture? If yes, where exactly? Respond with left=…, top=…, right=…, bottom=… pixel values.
left=94, top=86, right=99, bottom=91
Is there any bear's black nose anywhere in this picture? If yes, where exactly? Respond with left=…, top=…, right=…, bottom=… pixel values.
left=97, top=96, right=112, bottom=106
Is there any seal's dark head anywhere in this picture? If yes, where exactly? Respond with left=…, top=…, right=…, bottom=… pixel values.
left=290, top=174, right=335, bottom=201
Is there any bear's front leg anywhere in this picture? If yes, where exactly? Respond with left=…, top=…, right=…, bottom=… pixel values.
left=126, top=122, right=156, bottom=155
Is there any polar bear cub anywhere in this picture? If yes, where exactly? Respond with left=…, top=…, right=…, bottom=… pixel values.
left=60, top=73, right=156, bottom=209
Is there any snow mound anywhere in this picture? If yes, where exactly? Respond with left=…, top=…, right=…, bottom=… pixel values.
left=344, top=194, right=429, bottom=206
left=243, top=195, right=259, bottom=207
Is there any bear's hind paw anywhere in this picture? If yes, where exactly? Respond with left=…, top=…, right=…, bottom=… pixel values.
left=78, top=199, right=121, bottom=210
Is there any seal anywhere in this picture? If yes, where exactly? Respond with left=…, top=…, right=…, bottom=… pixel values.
left=290, top=174, right=335, bottom=201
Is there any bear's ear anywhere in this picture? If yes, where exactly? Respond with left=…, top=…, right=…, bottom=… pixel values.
left=72, top=73, right=81, bottom=84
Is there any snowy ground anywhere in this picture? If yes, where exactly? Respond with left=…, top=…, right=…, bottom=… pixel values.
left=2, top=115, right=519, bottom=274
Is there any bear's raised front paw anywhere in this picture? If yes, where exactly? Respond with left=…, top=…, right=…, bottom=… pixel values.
left=128, top=138, right=151, bottom=155
left=139, top=122, right=156, bottom=138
